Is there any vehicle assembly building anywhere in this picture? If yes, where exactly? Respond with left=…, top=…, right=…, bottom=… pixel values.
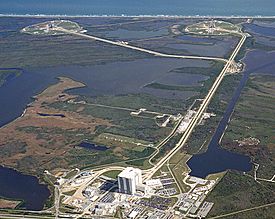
left=118, top=167, right=142, bottom=195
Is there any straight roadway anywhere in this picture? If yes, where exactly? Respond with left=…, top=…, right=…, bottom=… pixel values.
left=55, top=26, right=247, bottom=181
left=55, top=27, right=228, bottom=63
left=0, top=22, right=249, bottom=219
left=143, top=32, right=247, bottom=181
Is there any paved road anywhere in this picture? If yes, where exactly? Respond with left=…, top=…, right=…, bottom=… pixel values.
left=143, top=32, right=247, bottom=181
left=63, top=166, right=124, bottom=204
left=55, top=27, right=228, bottom=63
left=55, top=26, right=246, bottom=182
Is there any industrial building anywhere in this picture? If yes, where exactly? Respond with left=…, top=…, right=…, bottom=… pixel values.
left=118, top=167, right=142, bottom=195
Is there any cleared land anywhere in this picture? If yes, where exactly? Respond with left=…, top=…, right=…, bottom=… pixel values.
left=21, top=20, right=84, bottom=36
left=185, top=20, right=241, bottom=36
left=0, top=199, right=20, bottom=209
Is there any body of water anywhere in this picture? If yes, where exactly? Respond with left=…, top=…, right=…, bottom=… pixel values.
left=0, top=166, right=50, bottom=210
left=244, top=23, right=275, bottom=37
left=78, top=141, right=109, bottom=151
left=1, top=15, right=275, bottom=209
left=1, top=0, right=275, bottom=16
left=37, top=113, right=66, bottom=118
left=187, top=50, right=275, bottom=178
left=0, top=68, right=57, bottom=127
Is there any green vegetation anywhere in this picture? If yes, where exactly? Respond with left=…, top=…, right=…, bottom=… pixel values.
left=50, top=93, right=182, bottom=144
left=214, top=205, right=275, bottom=219
left=169, top=152, right=192, bottom=192
left=64, top=169, right=78, bottom=179
left=206, top=171, right=275, bottom=218
left=151, top=134, right=182, bottom=163
left=0, top=142, right=27, bottom=159
left=204, top=75, right=275, bottom=218
left=103, top=170, right=121, bottom=179
left=78, top=93, right=187, bottom=115
left=222, top=75, right=275, bottom=178
left=186, top=20, right=241, bottom=36
left=184, top=73, right=243, bottom=154
left=66, top=145, right=154, bottom=170
left=21, top=20, right=83, bottom=36
left=63, top=190, right=77, bottom=196
left=0, top=18, right=148, bottom=68
left=124, top=157, right=152, bottom=170
left=69, top=102, right=169, bottom=143
left=145, top=82, right=196, bottom=91
left=114, top=206, right=123, bottom=219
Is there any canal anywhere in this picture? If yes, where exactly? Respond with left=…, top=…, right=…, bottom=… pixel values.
left=187, top=50, right=275, bottom=178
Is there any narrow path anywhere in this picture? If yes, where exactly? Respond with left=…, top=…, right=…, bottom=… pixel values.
left=208, top=202, right=275, bottom=219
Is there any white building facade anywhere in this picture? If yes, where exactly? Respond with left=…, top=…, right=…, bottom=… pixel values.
left=118, top=167, right=142, bottom=195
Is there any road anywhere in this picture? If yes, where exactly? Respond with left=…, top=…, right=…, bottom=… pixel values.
left=143, top=32, right=247, bottom=181
left=55, top=27, right=228, bottom=63
left=1, top=21, right=251, bottom=219
left=55, top=26, right=246, bottom=182
left=208, top=202, right=275, bottom=219
left=54, top=185, right=60, bottom=219
left=0, top=214, right=54, bottom=219
left=70, top=99, right=167, bottom=115
left=76, top=184, right=117, bottom=219
left=63, top=166, right=124, bottom=204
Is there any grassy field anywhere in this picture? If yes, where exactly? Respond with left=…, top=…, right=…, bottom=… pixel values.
left=204, top=75, right=275, bottom=218
left=186, top=20, right=240, bottom=35
left=103, top=170, right=121, bottom=179
left=221, top=75, right=275, bottom=178
left=50, top=98, right=172, bottom=144
left=0, top=18, right=149, bottom=68
left=169, top=152, right=192, bottom=192
left=209, top=204, right=275, bottom=219
left=183, top=73, right=243, bottom=155
left=77, top=93, right=187, bottom=115
left=206, top=171, right=275, bottom=218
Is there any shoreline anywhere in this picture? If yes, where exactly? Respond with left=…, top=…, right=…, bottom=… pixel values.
left=1, top=14, right=275, bottom=19
left=0, top=165, right=52, bottom=210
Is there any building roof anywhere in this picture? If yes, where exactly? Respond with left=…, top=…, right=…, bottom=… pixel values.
left=118, top=167, right=141, bottom=179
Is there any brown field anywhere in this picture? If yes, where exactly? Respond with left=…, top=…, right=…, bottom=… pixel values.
left=0, top=77, right=112, bottom=175
left=0, top=198, right=20, bottom=209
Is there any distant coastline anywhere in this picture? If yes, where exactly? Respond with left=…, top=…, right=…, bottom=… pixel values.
left=1, top=14, right=275, bottom=18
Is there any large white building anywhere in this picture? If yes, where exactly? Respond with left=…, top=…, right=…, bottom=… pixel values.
left=118, top=167, right=142, bottom=195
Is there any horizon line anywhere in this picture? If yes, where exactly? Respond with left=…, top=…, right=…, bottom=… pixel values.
left=1, top=13, right=275, bottom=18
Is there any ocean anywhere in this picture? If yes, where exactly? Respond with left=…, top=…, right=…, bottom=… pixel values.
left=0, top=0, right=275, bottom=17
